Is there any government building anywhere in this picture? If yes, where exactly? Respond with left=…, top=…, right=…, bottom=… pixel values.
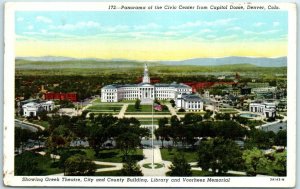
left=101, top=64, right=203, bottom=111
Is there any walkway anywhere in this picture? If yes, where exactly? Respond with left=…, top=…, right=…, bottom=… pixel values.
left=165, top=104, right=180, bottom=120
left=138, top=145, right=172, bottom=176
left=37, top=151, right=123, bottom=176
left=118, top=103, right=129, bottom=118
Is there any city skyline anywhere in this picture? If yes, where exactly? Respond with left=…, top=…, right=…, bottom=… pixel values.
left=15, top=11, right=288, bottom=60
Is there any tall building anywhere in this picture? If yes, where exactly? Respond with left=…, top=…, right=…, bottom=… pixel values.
left=101, top=64, right=193, bottom=104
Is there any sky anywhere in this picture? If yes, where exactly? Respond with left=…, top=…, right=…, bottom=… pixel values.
left=15, top=11, right=288, bottom=60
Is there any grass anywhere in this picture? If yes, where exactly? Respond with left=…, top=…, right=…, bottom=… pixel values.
left=127, top=105, right=153, bottom=112
left=160, top=148, right=198, bottom=162
left=177, top=112, right=206, bottom=115
left=86, top=104, right=122, bottom=114
left=191, top=170, right=242, bottom=176
left=83, top=148, right=143, bottom=163
left=138, top=118, right=159, bottom=125
left=95, top=164, right=115, bottom=169
left=30, top=120, right=50, bottom=129
left=126, top=105, right=170, bottom=116
left=125, top=112, right=170, bottom=115
left=219, top=108, right=239, bottom=114
left=142, top=163, right=163, bottom=169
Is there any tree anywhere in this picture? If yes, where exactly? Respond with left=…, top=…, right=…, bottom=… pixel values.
left=272, top=150, right=287, bottom=176
left=169, top=153, right=192, bottom=176
left=116, top=132, right=141, bottom=161
left=15, top=127, right=33, bottom=153
left=183, top=113, right=202, bottom=125
left=64, top=154, right=96, bottom=176
left=214, top=121, right=246, bottom=140
left=170, top=115, right=180, bottom=127
left=88, top=124, right=108, bottom=157
left=158, top=117, right=168, bottom=128
left=155, top=126, right=170, bottom=148
left=242, top=148, right=271, bottom=176
left=170, top=99, right=176, bottom=107
left=120, top=158, right=143, bottom=176
left=198, top=137, right=242, bottom=175
left=15, top=151, right=40, bottom=175
left=203, top=110, right=213, bottom=119
left=275, top=130, right=287, bottom=147
left=135, top=99, right=141, bottom=111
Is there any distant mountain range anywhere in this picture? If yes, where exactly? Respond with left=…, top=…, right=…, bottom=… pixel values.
left=16, top=56, right=287, bottom=67
left=160, top=56, right=287, bottom=67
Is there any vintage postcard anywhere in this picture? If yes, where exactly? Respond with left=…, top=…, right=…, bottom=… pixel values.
left=3, top=2, right=296, bottom=187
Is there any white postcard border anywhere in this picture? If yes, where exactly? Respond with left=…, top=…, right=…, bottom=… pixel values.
left=3, top=2, right=297, bottom=187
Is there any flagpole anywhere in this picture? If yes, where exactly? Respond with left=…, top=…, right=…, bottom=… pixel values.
left=152, top=100, right=154, bottom=169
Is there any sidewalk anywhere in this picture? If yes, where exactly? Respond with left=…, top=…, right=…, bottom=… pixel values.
left=118, top=103, right=129, bottom=118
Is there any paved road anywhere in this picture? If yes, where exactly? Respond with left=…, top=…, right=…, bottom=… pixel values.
left=15, top=120, right=43, bottom=132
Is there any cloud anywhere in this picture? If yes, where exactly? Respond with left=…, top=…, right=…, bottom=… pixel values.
left=51, top=21, right=100, bottom=30
left=273, top=22, right=280, bottom=27
left=36, top=16, right=53, bottom=24
left=133, top=23, right=160, bottom=30
left=170, top=18, right=237, bottom=29
left=244, top=29, right=280, bottom=35
left=27, top=25, right=34, bottom=30
left=17, top=17, right=24, bottom=22
left=253, top=22, right=264, bottom=27
left=206, top=34, right=216, bottom=39
left=226, top=26, right=242, bottom=31
left=200, top=29, right=212, bottom=33
left=104, top=25, right=129, bottom=32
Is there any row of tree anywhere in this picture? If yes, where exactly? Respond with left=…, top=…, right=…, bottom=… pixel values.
left=155, top=114, right=286, bottom=150
left=169, top=137, right=286, bottom=176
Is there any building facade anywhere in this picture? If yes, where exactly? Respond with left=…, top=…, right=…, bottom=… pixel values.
left=101, top=64, right=193, bottom=104
left=249, top=101, right=276, bottom=118
left=176, top=94, right=204, bottom=112
left=22, top=101, right=55, bottom=117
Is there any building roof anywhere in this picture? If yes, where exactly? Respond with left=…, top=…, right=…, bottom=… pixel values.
left=154, top=82, right=190, bottom=88
left=181, top=94, right=202, bottom=101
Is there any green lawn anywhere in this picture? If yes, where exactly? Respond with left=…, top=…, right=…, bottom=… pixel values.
left=127, top=105, right=153, bottom=112
left=86, top=104, right=122, bottom=113
left=82, top=148, right=143, bottom=163
left=93, top=170, right=122, bottom=176
left=126, top=105, right=170, bottom=116
left=30, top=120, right=50, bottom=129
left=160, top=148, right=198, bottom=162
left=138, top=118, right=159, bottom=125
left=191, top=170, right=242, bottom=176
left=219, top=108, right=239, bottom=114
left=95, top=164, right=115, bottom=169
left=177, top=112, right=206, bottom=115
left=125, top=112, right=170, bottom=115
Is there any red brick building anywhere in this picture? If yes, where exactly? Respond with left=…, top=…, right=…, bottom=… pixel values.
left=184, top=81, right=235, bottom=92
left=44, top=92, right=77, bottom=102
